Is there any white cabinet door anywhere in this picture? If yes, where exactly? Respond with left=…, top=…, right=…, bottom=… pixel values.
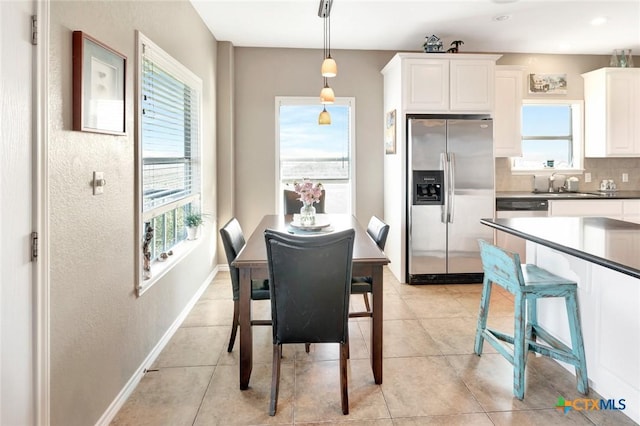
left=583, top=68, right=640, bottom=157
left=403, top=59, right=449, bottom=111
left=494, top=66, right=524, bottom=157
left=623, top=200, right=640, bottom=224
left=450, top=59, right=495, bottom=112
left=548, top=199, right=623, bottom=219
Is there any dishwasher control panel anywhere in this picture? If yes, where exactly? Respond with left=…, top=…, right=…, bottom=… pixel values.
left=496, top=199, right=548, bottom=212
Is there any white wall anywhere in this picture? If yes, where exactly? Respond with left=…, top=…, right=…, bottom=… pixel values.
left=48, top=1, right=217, bottom=424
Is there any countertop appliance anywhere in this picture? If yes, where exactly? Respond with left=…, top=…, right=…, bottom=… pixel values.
left=407, top=115, right=494, bottom=284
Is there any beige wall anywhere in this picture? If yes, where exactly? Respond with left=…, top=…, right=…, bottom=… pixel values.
left=223, top=47, right=396, bottom=239
left=49, top=1, right=217, bottom=424
left=495, top=53, right=640, bottom=192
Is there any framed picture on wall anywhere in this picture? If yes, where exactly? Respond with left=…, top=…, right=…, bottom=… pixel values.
left=385, top=109, right=396, bottom=154
left=528, top=73, right=567, bottom=95
left=72, top=31, right=126, bottom=134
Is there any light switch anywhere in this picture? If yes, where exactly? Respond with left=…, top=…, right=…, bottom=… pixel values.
left=93, top=171, right=106, bottom=195
left=622, top=173, right=629, bottom=183
left=584, top=172, right=591, bottom=183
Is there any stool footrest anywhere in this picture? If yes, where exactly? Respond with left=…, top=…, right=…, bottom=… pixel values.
left=529, top=325, right=581, bottom=366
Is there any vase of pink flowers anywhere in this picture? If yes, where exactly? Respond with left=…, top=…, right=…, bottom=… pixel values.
left=294, top=179, right=323, bottom=226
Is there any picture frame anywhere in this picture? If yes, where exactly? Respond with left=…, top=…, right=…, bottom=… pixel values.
left=528, top=73, right=567, bottom=95
left=73, top=31, right=126, bottom=135
left=384, top=109, right=396, bottom=154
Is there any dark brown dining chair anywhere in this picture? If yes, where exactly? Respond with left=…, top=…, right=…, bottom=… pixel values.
left=350, top=216, right=389, bottom=316
left=219, top=218, right=271, bottom=352
left=283, top=189, right=326, bottom=214
left=264, top=228, right=355, bottom=416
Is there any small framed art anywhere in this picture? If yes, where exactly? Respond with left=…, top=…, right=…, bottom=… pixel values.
left=384, top=109, right=396, bottom=154
left=528, top=73, right=567, bottom=95
left=72, top=31, right=126, bottom=134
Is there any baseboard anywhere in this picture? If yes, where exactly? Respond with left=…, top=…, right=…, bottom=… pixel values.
left=218, top=263, right=229, bottom=272
left=95, top=266, right=219, bottom=426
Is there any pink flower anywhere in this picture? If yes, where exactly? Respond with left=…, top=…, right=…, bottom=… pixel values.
left=293, top=179, right=323, bottom=205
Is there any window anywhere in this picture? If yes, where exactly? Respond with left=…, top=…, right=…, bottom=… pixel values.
left=276, top=97, right=355, bottom=214
left=136, top=32, right=202, bottom=290
left=512, top=100, right=583, bottom=172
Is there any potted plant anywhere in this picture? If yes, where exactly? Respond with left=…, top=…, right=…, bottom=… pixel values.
left=185, top=212, right=204, bottom=240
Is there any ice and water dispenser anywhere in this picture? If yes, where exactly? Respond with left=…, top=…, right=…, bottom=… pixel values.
left=412, top=170, right=443, bottom=205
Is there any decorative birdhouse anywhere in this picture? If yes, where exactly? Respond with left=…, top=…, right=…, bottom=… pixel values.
left=423, top=34, right=443, bottom=53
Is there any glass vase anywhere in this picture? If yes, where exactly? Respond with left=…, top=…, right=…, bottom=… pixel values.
left=627, top=49, right=634, bottom=68
left=609, top=49, right=619, bottom=67
left=300, top=203, right=316, bottom=226
left=618, top=49, right=628, bottom=67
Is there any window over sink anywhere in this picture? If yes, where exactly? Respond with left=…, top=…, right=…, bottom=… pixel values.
left=511, top=99, right=583, bottom=173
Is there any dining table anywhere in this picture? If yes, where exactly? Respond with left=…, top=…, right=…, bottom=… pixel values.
left=231, top=213, right=390, bottom=390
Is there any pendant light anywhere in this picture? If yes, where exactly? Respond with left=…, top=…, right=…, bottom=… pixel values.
left=319, top=0, right=337, bottom=78
left=320, top=78, right=335, bottom=104
left=318, top=106, right=331, bottom=125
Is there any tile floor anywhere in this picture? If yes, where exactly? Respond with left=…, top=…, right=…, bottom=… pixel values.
left=111, top=268, right=636, bottom=425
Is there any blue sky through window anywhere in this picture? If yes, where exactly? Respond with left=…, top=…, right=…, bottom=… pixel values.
left=280, top=104, right=349, bottom=159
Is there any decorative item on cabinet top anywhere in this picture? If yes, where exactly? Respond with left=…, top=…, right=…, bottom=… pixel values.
left=423, top=34, right=444, bottom=53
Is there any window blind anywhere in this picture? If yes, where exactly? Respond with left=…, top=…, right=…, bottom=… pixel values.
left=140, top=37, right=201, bottom=215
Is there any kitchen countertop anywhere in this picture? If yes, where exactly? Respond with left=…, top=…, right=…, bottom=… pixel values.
left=481, top=216, right=640, bottom=279
left=496, top=190, right=640, bottom=200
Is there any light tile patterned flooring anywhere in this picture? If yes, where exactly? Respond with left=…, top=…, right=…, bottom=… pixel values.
left=112, top=268, right=636, bottom=425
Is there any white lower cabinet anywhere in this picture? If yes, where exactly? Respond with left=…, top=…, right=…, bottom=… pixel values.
left=548, top=199, right=640, bottom=223
left=548, top=199, right=623, bottom=220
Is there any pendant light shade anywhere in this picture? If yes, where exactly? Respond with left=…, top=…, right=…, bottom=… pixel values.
left=318, top=106, right=331, bottom=125
left=320, top=81, right=335, bottom=104
left=321, top=57, right=337, bottom=78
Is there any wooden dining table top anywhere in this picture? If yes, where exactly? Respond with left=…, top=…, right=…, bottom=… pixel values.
left=232, top=214, right=390, bottom=267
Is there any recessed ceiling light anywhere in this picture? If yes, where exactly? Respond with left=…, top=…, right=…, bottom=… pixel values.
left=492, top=0, right=519, bottom=3
left=590, top=16, right=608, bottom=26
left=493, top=14, right=512, bottom=22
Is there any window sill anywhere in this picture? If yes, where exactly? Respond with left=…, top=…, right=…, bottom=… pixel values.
left=137, top=237, right=202, bottom=296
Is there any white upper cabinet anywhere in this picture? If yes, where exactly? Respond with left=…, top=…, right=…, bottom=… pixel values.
left=383, top=53, right=501, bottom=113
left=582, top=67, right=640, bottom=157
left=494, top=66, right=525, bottom=157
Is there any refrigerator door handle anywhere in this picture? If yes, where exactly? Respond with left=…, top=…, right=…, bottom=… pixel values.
left=448, top=152, right=455, bottom=223
left=440, top=152, right=448, bottom=223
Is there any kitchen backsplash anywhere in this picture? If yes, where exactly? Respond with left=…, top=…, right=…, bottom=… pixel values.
left=495, top=157, right=640, bottom=192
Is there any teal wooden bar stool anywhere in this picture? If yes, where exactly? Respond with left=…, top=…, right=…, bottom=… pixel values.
left=474, top=239, right=589, bottom=400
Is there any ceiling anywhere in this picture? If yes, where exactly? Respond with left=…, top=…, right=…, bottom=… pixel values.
left=190, top=0, right=640, bottom=55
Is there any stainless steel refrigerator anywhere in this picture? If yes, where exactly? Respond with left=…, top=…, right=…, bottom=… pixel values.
left=407, top=115, right=494, bottom=284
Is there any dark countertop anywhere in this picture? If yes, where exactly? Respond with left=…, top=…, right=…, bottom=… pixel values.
left=496, top=190, right=640, bottom=200
left=481, top=217, right=640, bottom=279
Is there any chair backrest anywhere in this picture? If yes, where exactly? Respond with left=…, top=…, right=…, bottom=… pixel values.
left=477, top=239, right=525, bottom=292
left=264, top=228, right=355, bottom=345
left=283, top=189, right=326, bottom=214
left=220, top=218, right=246, bottom=300
left=366, top=216, right=389, bottom=250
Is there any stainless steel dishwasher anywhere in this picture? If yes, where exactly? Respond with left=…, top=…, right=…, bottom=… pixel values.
left=495, top=198, right=549, bottom=261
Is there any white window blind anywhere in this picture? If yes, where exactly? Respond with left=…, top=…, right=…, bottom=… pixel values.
left=136, top=31, right=203, bottom=293
left=139, top=33, right=202, bottom=218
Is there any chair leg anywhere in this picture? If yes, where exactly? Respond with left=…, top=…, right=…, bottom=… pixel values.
left=227, top=300, right=240, bottom=353
left=363, top=293, right=371, bottom=312
left=565, top=293, right=589, bottom=395
left=513, top=293, right=527, bottom=400
left=339, top=342, right=349, bottom=415
left=305, top=343, right=311, bottom=353
left=526, top=297, right=538, bottom=343
left=474, top=278, right=493, bottom=355
left=269, top=344, right=282, bottom=416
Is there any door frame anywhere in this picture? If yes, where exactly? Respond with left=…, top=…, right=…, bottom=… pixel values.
left=35, top=0, right=50, bottom=424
